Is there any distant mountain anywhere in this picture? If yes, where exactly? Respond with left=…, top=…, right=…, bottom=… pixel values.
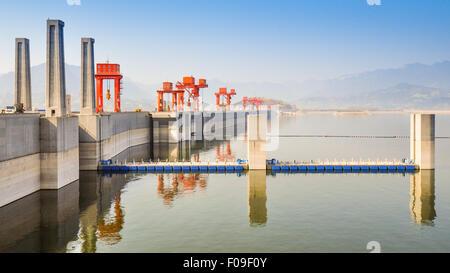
left=295, top=61, right=450, bottom=98
left=1, top=61, right=450, bottom=111
left=295, top=83, right=450, bottom=110
left=0, top=63, right=157, bottom=111
left=292, top=61, right=450, bottom=109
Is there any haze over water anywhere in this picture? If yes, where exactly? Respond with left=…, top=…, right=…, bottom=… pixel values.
left=1, top=113, right=450, bottom=253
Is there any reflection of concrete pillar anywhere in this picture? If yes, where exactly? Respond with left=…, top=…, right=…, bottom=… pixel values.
left=80, top=38, right=96, bottom=115
left=410, top=170, right=436, bottom=225
left=40, top=181, right=80, bottom=252
left=46, top=19, right=67, bottom=117
left=247, top=114, right=267, bottom=169
left=410, top=114, right=435, bottom=169
left=248, top=170, right=267, bottom=226
left=0, top=192, right=41, bottom=253
left=15, top=38, right=32, bottom=111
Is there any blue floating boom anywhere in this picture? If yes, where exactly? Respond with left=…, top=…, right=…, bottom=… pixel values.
left=226, top=166, right=235, bottom=172
left=290, top=165, right=299, bottom=171
left=325, top=166, right=334, bottom=172
left=164, top=166, right=173, bottom=172
left=388, top=166, right=397, bottom=172
left=370, top=166, right=379, bottom=172
left=236, top=165, right=244, bottom=172
left=334, top=166, right=343, bottom=172
left=208, top=166, right=217, bottom=172
left=129, top=166, right=138, bottom=173
left=299, top=166, right=307, bottom=172
left=138, top=166, right=147, bottom=172
left=147, top=166, right=155, bottom=172
left=307, top=165, right=316, bottom=172
left=272, top=165, right=281, bottom=172
left=352, top=166, right=361, bottom=172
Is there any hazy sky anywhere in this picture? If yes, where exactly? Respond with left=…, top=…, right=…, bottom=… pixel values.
left=0, top=0, right=449, bottom=84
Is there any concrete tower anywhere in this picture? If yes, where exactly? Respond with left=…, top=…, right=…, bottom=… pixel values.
left=247, top=114, right=267, bottom=169
left=46, top=19, right=67, bottom=117
left=410, top=113, right=435, bottom=170
left=80, top=38, right=96, bottom=115
left=15, top=38, right=32, bottom=111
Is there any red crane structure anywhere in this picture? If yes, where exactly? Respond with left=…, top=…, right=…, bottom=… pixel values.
left=95, top=63, right=123, bottom=113
left=215, top=88, right=236, bottom=110
left=156, top=82, right=185, bottom=112
left=175, top=77, right=208, bottom=112
left=242, top=96, right=264, bottom=111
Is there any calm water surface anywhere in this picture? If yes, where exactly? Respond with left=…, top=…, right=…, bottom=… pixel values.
left=1, top=113, right=450, bottom=253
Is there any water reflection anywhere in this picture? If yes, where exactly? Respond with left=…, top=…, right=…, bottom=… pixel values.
left=0, top=181, right=80, bottom=253
left=77, top=172, right=132, bottom=253
left=247, top=170, right=267, bottom=226
left=157, top=174, right=208, bottom=207
left=410, top=170, right=436, bottom=226
left=152, top=140, right=234, bottom=162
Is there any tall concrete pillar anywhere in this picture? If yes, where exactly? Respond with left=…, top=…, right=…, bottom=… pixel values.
left=80, top=38, right=96, bottom=115
left=46, top=19, right=67, bottom=117
left=410, top=113, right=435, bottom=170
left=247, top=114, right=267, bottom=170
left=15, top=38, right=32, bottom=111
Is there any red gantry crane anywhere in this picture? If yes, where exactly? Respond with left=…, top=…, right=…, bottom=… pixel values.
left=175, top=77, right=208, bottom=112
left=95, top=63, right=123, bottom=113
left=156, top=82, right=185, bottom=112
left=242, top=97, right=264, bottom=111
left=215, top=88, right=236, bottom=111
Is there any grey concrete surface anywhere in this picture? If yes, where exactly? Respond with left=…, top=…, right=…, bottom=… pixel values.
left=15, top=38, right=32, bottom=111
left=46, top=19, right=67, bottom=117
left=80, top=38, right=95, bottom=115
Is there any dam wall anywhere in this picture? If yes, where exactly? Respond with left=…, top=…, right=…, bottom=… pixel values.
left=0, top=114, right=41, bottom=207
left=78, top=112, right=151, bottom=170
left=0, top=114, right=79, bottom=207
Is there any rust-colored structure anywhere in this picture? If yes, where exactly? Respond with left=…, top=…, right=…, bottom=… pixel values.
left=95, top=63, right=123, bottom=113
left=215, top=88, right=236, bottom=110
left=175, top=77, right=208, bottom=112
left=156, top=82, right=185, bottom=112
left=156, top=76, right=208, bottom=112
left=243, top=96, right=264, bottom=111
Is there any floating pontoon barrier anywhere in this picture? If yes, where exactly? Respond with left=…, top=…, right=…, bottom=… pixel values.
left=100, top=160, right=418, bottom=174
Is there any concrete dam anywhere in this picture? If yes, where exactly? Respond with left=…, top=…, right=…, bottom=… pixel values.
left=0, top=18, right=437, bottom=210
